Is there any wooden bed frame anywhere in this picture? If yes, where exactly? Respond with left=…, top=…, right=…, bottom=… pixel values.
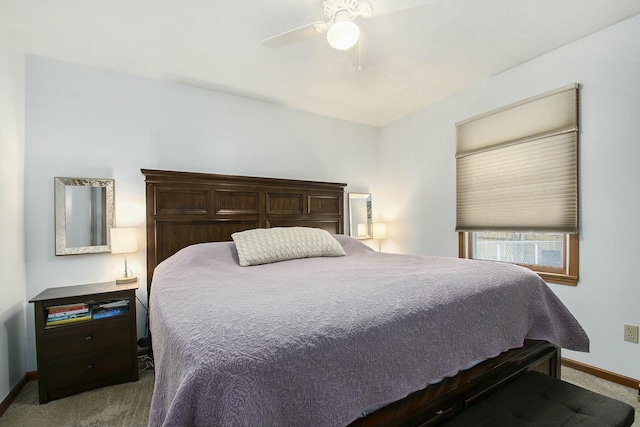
left=142, top=168, right=560, bottom=426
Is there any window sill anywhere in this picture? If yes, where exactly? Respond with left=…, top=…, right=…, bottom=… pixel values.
left=536, top=271, right=578, bottom=286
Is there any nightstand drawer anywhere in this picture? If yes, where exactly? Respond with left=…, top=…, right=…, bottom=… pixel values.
left=41, top=317, right=131, bottom=361
left=43, top=345, right=132, bottom=389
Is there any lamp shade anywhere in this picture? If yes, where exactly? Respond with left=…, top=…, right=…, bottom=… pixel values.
left=110, top=228, right=138, bottom=254
left=372, top=223, right=387, bottom=240
left=326, top=12, right=360, bottom=50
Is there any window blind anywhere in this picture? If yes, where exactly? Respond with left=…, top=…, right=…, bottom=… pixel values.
left=455, top=84, right=579, bottom=233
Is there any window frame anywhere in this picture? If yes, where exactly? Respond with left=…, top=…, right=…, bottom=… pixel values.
left=458, top=232, right=578, bottom=286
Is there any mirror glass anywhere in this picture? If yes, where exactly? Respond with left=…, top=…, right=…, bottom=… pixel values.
left=348, top=193, right=372, bottom=239
left=55, top=177, right=114, bottom=255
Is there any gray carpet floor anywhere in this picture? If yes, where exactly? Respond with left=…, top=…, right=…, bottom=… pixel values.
left=0, top=367, right=637, bottom=426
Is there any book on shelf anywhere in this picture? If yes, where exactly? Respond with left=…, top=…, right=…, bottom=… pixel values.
left=44, top=299, right=130, bottom=324
left=47, top=306, right=89, bottom=319
left=47, top=302, right=88, bottom=314
left=98, top=300, right=129, bottom=309
left=92, top=305, right=129, bottom=320
left=46, top=312, right=92, bottom=326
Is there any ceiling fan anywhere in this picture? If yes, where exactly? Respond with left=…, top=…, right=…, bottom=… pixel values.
left=262, top=0, right=374, bottom=51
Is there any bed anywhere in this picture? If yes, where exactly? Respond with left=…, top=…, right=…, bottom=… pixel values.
left=142, top=169, right=589, bottom=427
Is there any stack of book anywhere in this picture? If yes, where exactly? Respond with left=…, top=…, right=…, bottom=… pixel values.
left=92, top=300, right=129, bottom=320
left=46, top=303, right=91, bottom=326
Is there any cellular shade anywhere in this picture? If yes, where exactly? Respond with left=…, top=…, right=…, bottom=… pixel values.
left=455, top=84, right=579, bottom=233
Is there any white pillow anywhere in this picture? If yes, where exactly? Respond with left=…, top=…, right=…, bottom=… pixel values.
left=231, top=227, right=346, bottom=266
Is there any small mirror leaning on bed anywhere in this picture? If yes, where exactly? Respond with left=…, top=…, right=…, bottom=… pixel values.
left=54, top=177, right=115, bottom=255
left=348, top=192, right=372, bottom=239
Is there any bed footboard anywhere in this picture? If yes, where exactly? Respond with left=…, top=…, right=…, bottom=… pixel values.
left=349, top=340, right=559, bottom=427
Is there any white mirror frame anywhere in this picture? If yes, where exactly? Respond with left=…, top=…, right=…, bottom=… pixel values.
left=348, top=192, right=372, bottom=240
left=54, top=177, right=115, bottom=255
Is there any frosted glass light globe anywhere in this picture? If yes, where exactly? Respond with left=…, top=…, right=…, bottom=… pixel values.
left=327, top=19, right=360, bottom=50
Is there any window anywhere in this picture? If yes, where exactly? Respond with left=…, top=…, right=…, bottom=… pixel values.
left=455, top=84, right=579, bottom=285
left=459, top=232, right=578, bottom=285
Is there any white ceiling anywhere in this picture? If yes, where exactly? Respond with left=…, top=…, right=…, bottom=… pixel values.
left=3, top=0, right=640, bottom=126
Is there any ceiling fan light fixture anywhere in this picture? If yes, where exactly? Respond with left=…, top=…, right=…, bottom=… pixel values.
left=326, top=12, right=360, bottom=50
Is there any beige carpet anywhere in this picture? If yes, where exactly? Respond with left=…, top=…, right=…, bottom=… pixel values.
left=0, top=370, right=154, bottom=427
left=0, top=367, right=636, bottom=426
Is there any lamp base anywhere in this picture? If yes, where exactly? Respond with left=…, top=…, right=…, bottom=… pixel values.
left=116, top=276, right=138, bottom=284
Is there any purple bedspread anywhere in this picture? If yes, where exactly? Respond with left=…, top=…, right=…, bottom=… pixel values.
left=149, top=235, right=588, bottom=427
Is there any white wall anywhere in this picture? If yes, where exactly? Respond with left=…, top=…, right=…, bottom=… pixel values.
left=377, top=15, right=640, bottom=380
left=24, top=56, right=378, bottom=370
left=0, top=36, right=27, bottom=401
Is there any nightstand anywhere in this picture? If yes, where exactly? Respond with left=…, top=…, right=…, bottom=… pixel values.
left=29, top=281, right=139, bottom=403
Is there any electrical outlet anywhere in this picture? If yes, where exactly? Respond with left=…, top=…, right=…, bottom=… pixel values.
left=624, top=324, right=639, bottom=343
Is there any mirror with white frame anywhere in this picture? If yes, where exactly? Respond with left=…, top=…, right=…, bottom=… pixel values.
left=54, top=177, right=114, bottom=255
left=348, top=192, right=372, bottom=239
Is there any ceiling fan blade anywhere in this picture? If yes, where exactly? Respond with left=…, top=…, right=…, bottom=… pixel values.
left=262, top=21, right=327, bottom=48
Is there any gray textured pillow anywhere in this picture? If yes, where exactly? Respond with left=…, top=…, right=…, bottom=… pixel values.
left=231, top=227, right=346, bottom=266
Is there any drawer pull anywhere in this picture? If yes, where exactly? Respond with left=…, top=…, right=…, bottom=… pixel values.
left=87, top=364, right=94, bottom=371
left=85, top=336, right=93, bottom=342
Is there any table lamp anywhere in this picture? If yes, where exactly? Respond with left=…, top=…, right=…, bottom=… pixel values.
left=372, top=223, right=387, bottom=252
left=110, top=227, right=138, bottom=284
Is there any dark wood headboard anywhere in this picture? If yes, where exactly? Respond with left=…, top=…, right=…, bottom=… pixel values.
left=142, top=169, right=346, bottom=293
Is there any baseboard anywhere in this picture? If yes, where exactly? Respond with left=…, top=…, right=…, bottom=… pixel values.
left=562, top=357, right=639, bottom=389
left=0, top=371, right=36, bottom=418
